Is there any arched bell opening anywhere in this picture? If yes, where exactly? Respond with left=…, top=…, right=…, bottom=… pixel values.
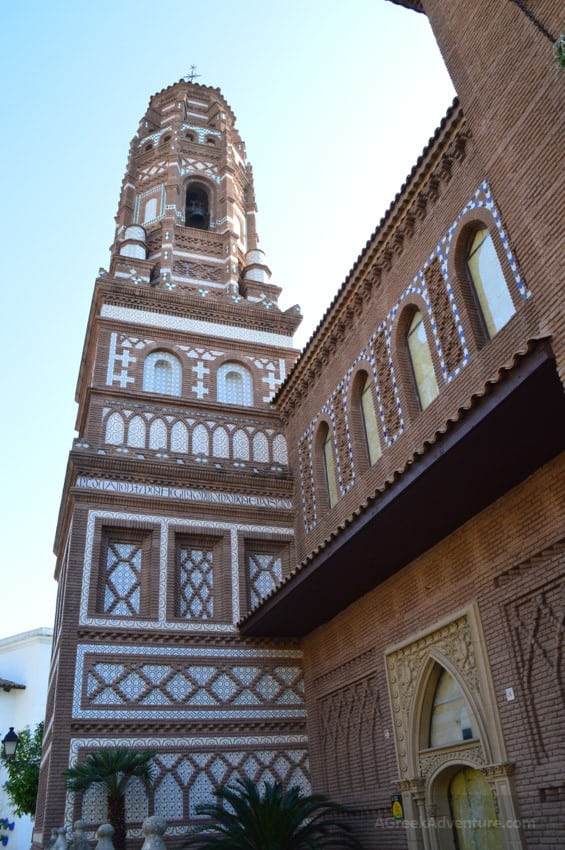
left=185, top=183, right=210, bottom=230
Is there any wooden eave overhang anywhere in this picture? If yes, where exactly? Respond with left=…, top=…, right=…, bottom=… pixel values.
left=240, top=338, right=565, bottom=637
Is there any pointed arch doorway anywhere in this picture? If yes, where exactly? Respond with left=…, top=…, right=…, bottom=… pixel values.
left=385, top=606, right=523, bottom=850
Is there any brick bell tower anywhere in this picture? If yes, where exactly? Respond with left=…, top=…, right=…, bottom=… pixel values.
left=34, top=80, right=308, bottom=845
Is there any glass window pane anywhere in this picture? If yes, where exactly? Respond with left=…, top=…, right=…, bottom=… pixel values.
left=323, top=430, right=339, bottom=508
left=361, top=375, right=382, bottom=465
left=467, top=228, right=515, bottom=337
left=407, top=311, right=439, bottom=410
left=429, top=669, right=477, bottom=747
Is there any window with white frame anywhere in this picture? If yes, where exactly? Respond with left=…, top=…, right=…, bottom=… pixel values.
left=217, top=362, right=253, bottom=406
left=143, top=351, right=182, bottom=396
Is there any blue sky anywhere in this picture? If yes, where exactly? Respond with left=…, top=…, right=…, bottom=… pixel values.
left=0, top=1, right=455, bottom=639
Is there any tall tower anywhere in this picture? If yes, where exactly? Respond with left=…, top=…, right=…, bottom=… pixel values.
left=34, top=80, right=308, bottom=844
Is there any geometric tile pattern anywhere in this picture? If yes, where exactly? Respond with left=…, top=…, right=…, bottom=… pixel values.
left=103, top=542, right=142, bottom=616
left=248, top=552, right=283, bottom=608
left=299, top=180, right=529, bottom=531
left=178, top=548, right=214, bottom=618
left=68, top=736, right=310, bottom=836
left=74, top=644, right=306, bottom=720
left=84, top=658, right=304, bottom=712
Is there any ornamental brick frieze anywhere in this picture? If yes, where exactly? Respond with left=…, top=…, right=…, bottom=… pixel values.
left=172, top=258, right=224, bottom=282
left=174, top=227, right=226, bottom=257
left=317, top=674, right=381, bottom=795
left=373, top=329, right=402, bottom=439
left=425, top=258, right=464, bottom=374
left=137, top=160, right=168, bottom=184
left=75, top=645, right=305, bottom=721
left=298, top=434, right=316, bottom=532
left=504, top=574, right=565, bottom=762
left=494, top=536, right=565, bottom=587
left=327, top=386, right=354, bottom=494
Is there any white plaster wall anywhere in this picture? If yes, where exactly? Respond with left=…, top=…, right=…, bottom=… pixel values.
left=0, top=629, right=53, bottom=850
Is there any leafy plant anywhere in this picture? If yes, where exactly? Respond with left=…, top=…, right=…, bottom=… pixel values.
left=65, top=747, right=155, bottom=850
left=182, top=777, right=363, bottom=850
left=0, top=723, right=43, bottom=818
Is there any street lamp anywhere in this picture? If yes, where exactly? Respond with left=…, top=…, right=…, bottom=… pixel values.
left=1, top=728, right=18, bottom=761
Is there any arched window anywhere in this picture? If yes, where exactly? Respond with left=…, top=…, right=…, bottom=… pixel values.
left=185, top=183, right=210, bottom=230
left=360, top=373, right=382, bottom=466
left=217, top=363, right=253, bottom=407
left=143, top=197, right=158, bottom=223
left=318, top=422, right=338, bottom=509
left=466, top=227, right=515, bottom=338
left=143, top=351, right=182, bottom=396
left=406, top=310, right=438, bottom=411
left=429, top=668, right=477, bottom=748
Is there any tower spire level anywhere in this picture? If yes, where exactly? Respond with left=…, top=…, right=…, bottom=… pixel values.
left=110, top=78, right=300, bottom=330
left=34, top=81, right=306, bottom=841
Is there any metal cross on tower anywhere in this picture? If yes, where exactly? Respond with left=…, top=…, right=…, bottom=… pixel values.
left=185, top=65, right=202, bottom=83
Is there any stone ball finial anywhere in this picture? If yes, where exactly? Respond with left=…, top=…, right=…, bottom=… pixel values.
left=53, top=828, right=68, bottom=850
left=70, top=820, right=93, bottom=850
left=94, top=824, right=115, bottom=850
left=141, top=816, right=167, bottom=850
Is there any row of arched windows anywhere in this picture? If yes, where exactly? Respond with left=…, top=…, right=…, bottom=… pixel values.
left=316, top=222, right=518, bottom=511
left=142, top=133, right=217, bottom=153
left=142, top=352, right=255, bottom=406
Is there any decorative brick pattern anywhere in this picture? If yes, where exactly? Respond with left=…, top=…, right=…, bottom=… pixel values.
left=298, top=434, right=316, bottom=531
left=74, top=644, right=306, bottom=720
left=178, top=547, right=214, bottom=618
left=373, top=328, right=402, bottom=440
left=248, top=552, right=283, bottom=608
left=81, top=654, right=304, bottom=719
left=79, top=510, right=294, bottom=632
left=172, top=259, right=223, bottom=282
left=505, top=576, right=565, bottom=762
left=68, top=735, right=309, bottom=835
left=174, top=229, right=225, bottom=257
left=332, top=384, right=354, bottom=492
left=425, top=258, right=464, bottom=374
left=318, top=674, right=380, bottom=796
left=103, top=541, right=142, bottom=616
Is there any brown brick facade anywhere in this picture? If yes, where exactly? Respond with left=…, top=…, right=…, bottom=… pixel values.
left=37, top=4, right=563, bottom=850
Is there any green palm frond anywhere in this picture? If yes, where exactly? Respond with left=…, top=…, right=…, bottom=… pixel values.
left=182, top=778, right=363, bottom=850
left=65, top=747, right=156, bottom=796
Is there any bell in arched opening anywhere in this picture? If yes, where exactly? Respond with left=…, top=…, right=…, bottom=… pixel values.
left=185, top=185, right=210, bottom=229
